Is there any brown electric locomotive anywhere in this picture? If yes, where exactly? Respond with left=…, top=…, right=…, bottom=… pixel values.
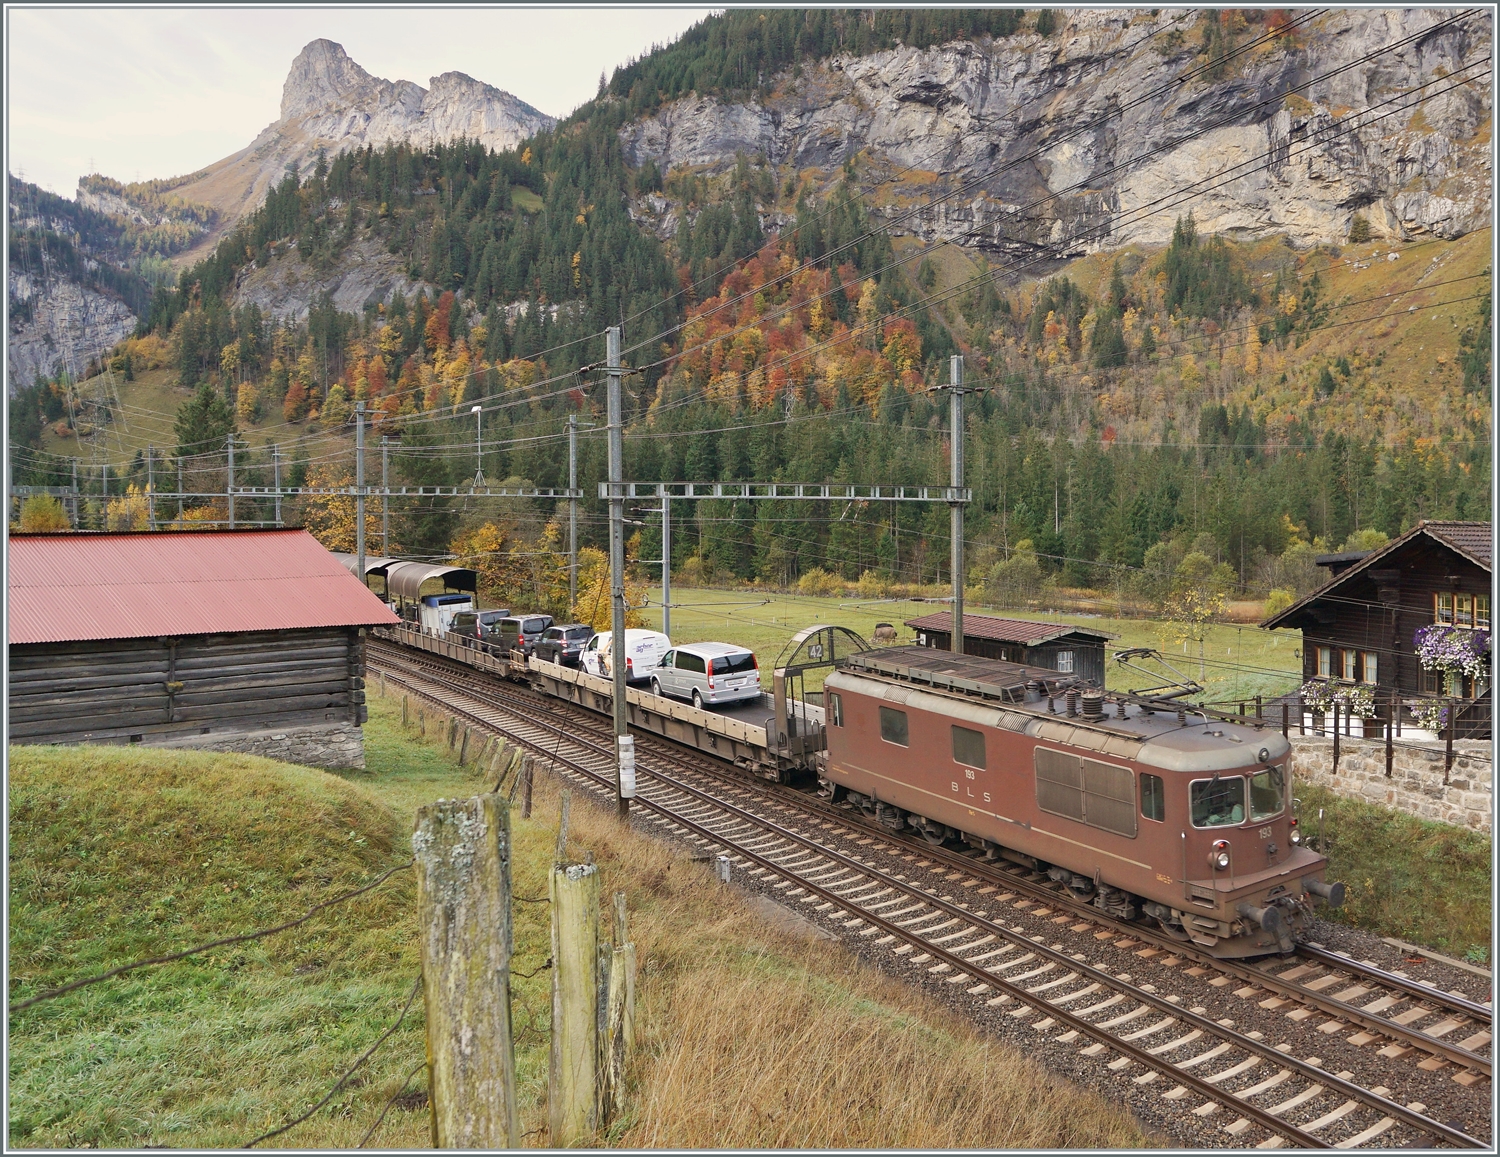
left=819, top=647, right=1345, bottom=959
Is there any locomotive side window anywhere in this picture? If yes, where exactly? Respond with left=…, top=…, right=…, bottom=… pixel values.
left=828, top=693, right=843, bottom=727
left=1081, top=759, right=1136, bottom=837
left=878, top=706, right=909, bottom=746
left=1140, top=773, right=1165, bottom=822
left=1191, top=776, right=1246, bottom=827
left=951, top=725, right=986, bottom=769
left=1249, top=765, right=1285, bottom=820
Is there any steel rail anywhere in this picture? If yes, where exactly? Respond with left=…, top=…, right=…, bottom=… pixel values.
left=370, top=638, right=1495, bottom=1069
left=376, top=660, right=1486, bottom=1150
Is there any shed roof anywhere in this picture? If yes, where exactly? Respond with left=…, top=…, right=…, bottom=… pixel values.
left=8, top=530, right=399, bottom=645
left=904, top=611, right=1116, bottom=646
left=1260, top=520, right=1493, bottom=630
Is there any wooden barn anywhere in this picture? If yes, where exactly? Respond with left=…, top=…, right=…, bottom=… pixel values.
left=8, top=530, right=399, bottom=768
left=1260, top=520, right=1491, bottom=738
left=903, top=611, right=1116, bottom=685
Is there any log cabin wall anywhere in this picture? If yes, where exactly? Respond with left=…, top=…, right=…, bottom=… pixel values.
left=8, top=627, right=367, bottom=747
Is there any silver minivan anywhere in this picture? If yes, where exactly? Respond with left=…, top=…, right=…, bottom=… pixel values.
left=650, top=642, right=760, bottom=708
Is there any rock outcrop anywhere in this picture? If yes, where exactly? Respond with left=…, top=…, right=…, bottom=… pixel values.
left=7, top=271, right=136, bottom=390
left=620, top=9, right=1491, bottom=258
left=154, top=39, right=555, bottom=252
left=229, top=235, right=432, bottom=323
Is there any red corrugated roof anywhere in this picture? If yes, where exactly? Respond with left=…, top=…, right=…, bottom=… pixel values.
left=8, top=530, right=400, bottom=645
left=904, top=611, right=1116, bottom=645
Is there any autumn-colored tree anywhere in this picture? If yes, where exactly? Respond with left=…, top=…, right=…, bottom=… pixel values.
left=282, top=379, right=310, bottom=422
left=105, top=484, right=152, bottom=531
left=425, top=291, right=454, bottom=352
left=449, top=521, right=534, bottom=607
left=299, top=465, right=381, bottom=552
left=17, top=495, right=70, bottom=531
left=571, top=546, right=646, bottom=630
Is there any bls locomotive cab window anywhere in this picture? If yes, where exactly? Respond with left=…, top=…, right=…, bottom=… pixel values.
left=1191, top=776, right=1246, bottom=827
left=1249, top=765, right=1285, bottom=820
left=828, top=692, right=843, bottom=727
left=878, top=706, right=909, bottom=746
left=951, top=725, right=986, bottom=769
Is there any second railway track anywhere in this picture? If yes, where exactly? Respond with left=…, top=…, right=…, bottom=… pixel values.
left=370, top=639, right=1491, bottom=1149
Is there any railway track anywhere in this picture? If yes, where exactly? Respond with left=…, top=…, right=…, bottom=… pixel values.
left=370, top=641, right=1491, bottom=1148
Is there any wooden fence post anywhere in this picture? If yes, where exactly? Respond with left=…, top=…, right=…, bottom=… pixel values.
left=549, top=790, right=599, bottom=1147
left=412, top=793, right=519, bottom=1149
left=402, top=694, right=409, bottom=728
left=523, top=758, right=535, bottom=820
left=419, top=708, right=426, bottom=737
left=1281, top=701, right=1289, bottom=738
left=458, top=727, right=471, bottom=766
left=1331, top=701, right=1340, bottom=773
left=603, top=890, right=636, bottom=1123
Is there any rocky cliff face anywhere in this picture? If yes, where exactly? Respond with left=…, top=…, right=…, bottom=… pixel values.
left=620, top=9, right=1491, bottom=259
left=156, top=39, right=555, bottom=252
left=8, top=272, right=136, bottom=391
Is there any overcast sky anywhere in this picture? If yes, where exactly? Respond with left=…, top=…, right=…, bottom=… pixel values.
left=6, top=6, right=715, bottom=197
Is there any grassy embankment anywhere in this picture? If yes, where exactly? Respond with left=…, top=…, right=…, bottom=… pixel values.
left=1297, top=783, right=1492, bottom=965
left=643, top=583, right=1302, bottom=702
left=8, top=690, right=1147, bottom=1149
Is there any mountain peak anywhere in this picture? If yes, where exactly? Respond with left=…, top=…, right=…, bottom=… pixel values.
left=280, top=39, right=374, bottom=122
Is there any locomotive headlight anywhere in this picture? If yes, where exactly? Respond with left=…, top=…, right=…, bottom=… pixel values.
left=1289, top=827, right=1303, bottom=845
left=1210, top=839, right=1231, bottom=871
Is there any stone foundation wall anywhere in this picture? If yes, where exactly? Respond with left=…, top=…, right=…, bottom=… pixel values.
left=152, top=722, right=365, bottom=771
left=1289, top=735, right=1492, bottom=832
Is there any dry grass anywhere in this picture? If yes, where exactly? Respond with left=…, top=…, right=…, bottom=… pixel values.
left=516, top=764, right=1147, bottom=1150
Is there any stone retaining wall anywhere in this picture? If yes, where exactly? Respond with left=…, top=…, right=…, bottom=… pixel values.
left=151, top=722, right=365, bottom=770
left=1289, top=734, right=1492, bottom=832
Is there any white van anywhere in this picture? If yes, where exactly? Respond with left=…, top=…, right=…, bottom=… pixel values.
left=650, top=641, right=760, bottom=708
left=581, top=629, right=671, bottom=683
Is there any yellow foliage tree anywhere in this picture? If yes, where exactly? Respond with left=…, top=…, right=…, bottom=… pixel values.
left=299, top=465, right=381, bottom=552
left=571, top=546, right=646, bottom=630
left=449, top=521, right=534, bottom=607
left=105, top=484, right=152, bottom=531
left=17, top=495, right=70, bottom=531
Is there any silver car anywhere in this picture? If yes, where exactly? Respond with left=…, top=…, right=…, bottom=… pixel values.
left=650, top=642, right=760, bottom=709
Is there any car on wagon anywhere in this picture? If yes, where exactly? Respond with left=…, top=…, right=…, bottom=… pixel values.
left=581, top=629, right=671, bottom=683
left=448, top=608, right=511, bottom=647
left=534, top=623, right=595, bottom=667
left=650, top=642, right=760, bottom=709
left=497, top=614, right=554, bottom=656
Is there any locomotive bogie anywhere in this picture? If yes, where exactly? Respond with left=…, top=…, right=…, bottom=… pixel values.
left=822, top=649, right=1346, bottom=959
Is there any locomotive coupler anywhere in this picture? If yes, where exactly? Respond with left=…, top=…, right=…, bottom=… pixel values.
left=1237, top=900, right=1295, bottom=954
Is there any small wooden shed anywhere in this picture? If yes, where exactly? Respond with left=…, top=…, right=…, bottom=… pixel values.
left=8, top=529, right=399, bottom=768
left=904, top=611, right=1116, bottom=685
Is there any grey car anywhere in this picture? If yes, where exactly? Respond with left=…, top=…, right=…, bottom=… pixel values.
left=448, top=608, right=511, bottom=647
left=535, top=623, right=594, bottom=666
left=649, top=641, right=760, bottom=709
left=497, top=614, right=554, bottom=656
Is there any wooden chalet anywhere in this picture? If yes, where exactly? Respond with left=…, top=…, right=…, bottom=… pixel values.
left=904, top=611, right=1116, bottom=685
left=8, top=530, right=398, bottom=761
left=1260, top=520, right=1492, bottom=738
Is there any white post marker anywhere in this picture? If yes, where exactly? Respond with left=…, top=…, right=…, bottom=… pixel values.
left=617, top=735, right=636, bottom=799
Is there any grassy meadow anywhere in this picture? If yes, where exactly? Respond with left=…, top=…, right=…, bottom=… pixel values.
left=644, top=583, right=1302, bottom=702
left=8, top=689, right=1147, bottom=1149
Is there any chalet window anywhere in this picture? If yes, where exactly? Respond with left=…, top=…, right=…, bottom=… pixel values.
left=878, top=706, right=909, bottom=746
left=951, top=725, right=986, bottom=769
left=1420, top=668, right=1443, bottom=695
left=1317, top=646, right=1333, bottom=677
left=1341, top=649, right=1357, bottom=681
left=1056, top=650, right=1075, bottom=673
left=1436, top=592, right=1487, bottom=630
left=1140, top=773, right=1165, bottom=822
left=1360, top=652, right=1378, bottom=685
left=828, top=693, right=843, bottom=728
